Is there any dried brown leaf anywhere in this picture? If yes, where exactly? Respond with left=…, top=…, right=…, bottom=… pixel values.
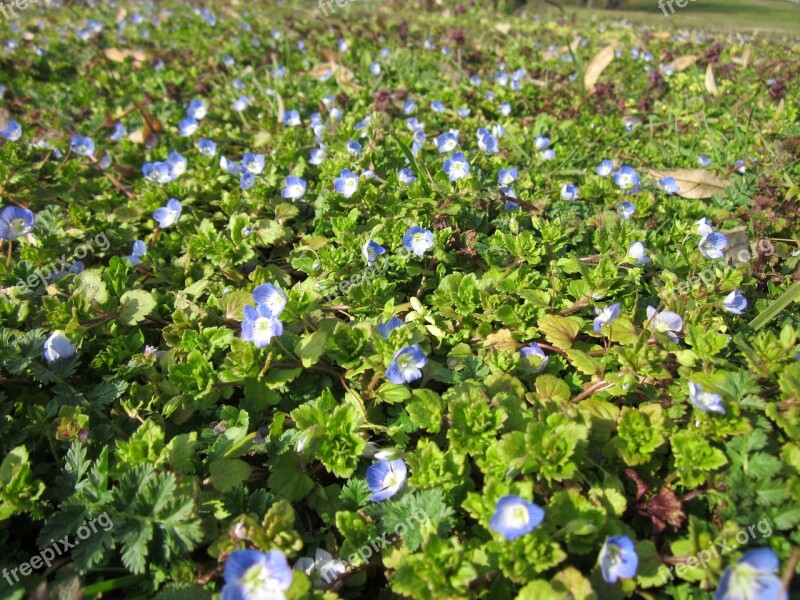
left=668, top=55, right=698, bottom=72
left=646, top=167, right=732, bottom=199
left=705, top=63, right=718, bottom=95
left=585, top=44, right=616, bottom=94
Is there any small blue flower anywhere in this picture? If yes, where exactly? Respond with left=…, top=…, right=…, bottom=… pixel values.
left=494, top=72, right=509, bottom=87
left=492, top=123, right=506, bottom=138
left=253, top=283, right=287, bottom=317
left=309, top=148, right=325, bottom=165
left=370, top=61, right=381, bottom=76
left=498, top=168, right=517, bottom=186
left=443, top=152, right=470, bottom=181
left=240, top=172, right=255, bottom=190
left=124, top=240, right=147, bottom=266
left=628, top=241, right=651, bottom=264
left=167, top=151, right=186, bottom=176
left=594, top=304, right=620, bottom=333
left=222, top=55, right=235, bottom=68
left=153, top=199, right=182, bottom=228
left=477, top=128, right=498, bottom=153
left=489, top=496, right=545, bottom=541
left=699, top=232, right=728, bottom=259
left=403, top=226, right=434, bottom=256
left=0, top=206, right=35, bottom=240
left=431, top=100, right=445, bottom=113
left=614, top=166, right=641, bottom=193
left=43, top=331, right=76, bottom=363
left=501, top=187, right=519, bottom=212
left=378, top=317, right=404, bottom=338
left=142, top=161, right=176, bottom=183
left=232, top=95, right=249, bottom=112
left=457, top=107, right=471, bottom=118
left=221, top=549, right=292, bottom=600
left=561, top=183, right=579, bottom=201
left=436, top=132, right=459, bottom=153
left=688, top=382, right=725, bottom=414
left=109, top=122, right=126, bottom=142
left=366, top=458, right=407, bottom=501
left=403, top=99, right=416, bottom=115
left=596, top=160, right=614, bottom=176
left=520, top=342, right=548, bottom=373
left=723, top=290, right=747, bottom=315
left=70, top=135, right=95, bottom=157
left=178, top=117, right=198, bottom=137
left=232, top=78, right=246, bottom=90
left=599, top=536, right=639, bottom=583
left=715, top=548, right=786, bottom=600
left=386, top=345, right=427, bottom=384
left=398, top=168, right=416, bottom=185
left=153, top=58, right=165, bottom=70
left=333, top=169, right=359, bottom=198
left=347, top=140, right=362, bottom=157
left=242, top=303, right=284, bottom=348
left=242, top=152, right=265, bottom=175
left=469, top=75, right=481, bottom=85
left=617, top=202, right=635, bottom=220
left=541, top=148, right=555, bottom=161
left=646, top=305, right=683, bottom=341
left=363, top=240, right=386, bottom=265
left=534, top=135, right=551, bottom=150
left=734, top=159, right=747, bottom=174
left=186, top=98, right=207, bottom=120
left=282, top=109, right=300, bottom=127
left=498, top=101, right=511, bottom=116
left=197, top=139, right=217, bottom=157
left=659, top=176, right=680, bottom=194
left=281, top=176, right=306, bottom=200
left=698, top=155, right=712, bottom=167
left=220, top=156, right=243, bottom=175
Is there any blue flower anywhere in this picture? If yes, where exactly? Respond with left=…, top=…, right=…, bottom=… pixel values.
left=541, top=148, right=555, bottom=161
left=43, top=331, right=76, bottom=363
left=561, top=183, right=579, bottom=201
left=403, top=226, right=434, bottom=256
left=403, top=99, right=416, bottom=115
left=498, top=168, right=517, bottom=186
left=699, top=232, right=728, bottom=259
left=520, top=342, right=549, bottom=373
left=494, top=72, right=509, bottom=86
left=457, top=107, right=470, bottom=118
left=498, top=101, right=511, bottom=116
left=599, top=536, right=639, bottom=583
left=167, top=151, right=187, bottom=176
left=153, top=199, right=182, bottom=228
left=362, top=240, right=386, bottom=265
left=70, top=135, right=95, bottom=157
left=688, top=382, right=725, bottom=414
left=142, top=161, right=176, bottom=183
left=436, top=132, right=459, bottom=153
left=477, top=128, right=498, bottom=153
left=617, top=202, right=635, bottom=220
left=242, top=152, right=265, bottom=175
left=628, top=241, right=651, bottom=265
left=614, top=166, right=640, bottom=193
left=284, top=110, right=301, bottom=126
left=734, top=159, right=747, bottom=174
left=1, top=118, right=22, bottom=141
left=646, top=306, right=683, bottom=341
left=197, top=139, right=217, bottom=157
left=443, top=152, right=470, bottom=181
left=489, top=496, right=545, bottom=541
left=109, top=122, right=126, bottom=142
left=534, top=135, right=550, bottom=150
left=309, top=148, right=325, bottom=165
left=398, top=168, right=416, bottom=185
left=240, top=172, right=255, bottom=190
left=469, top=75, right=481, bottom=85
left=186, top=98, right=207, bottom=120
left=366, top=458, right=407, bottom=501
left=596, top=159, right=614, bottom=176
left=281, top=176, right=306, bottom=200
left=698, top=155, right=712, bottom=167
left=431, top=100, right=445, bottom=113
left=594, top=304, right=620, bottom=333
left=253, top=283, right=287, bottom=317
left=220, top=156, right=243, bottom=175
left=501, top=187, right=519, bottom=212
left=659, top=176, right=680, bottom=194
left=221, top=549, right=292, bottom=600
left=370, top=61, right=381, bottom=76
left=333, top=169, right=359, bottom=198
left=124, top=240, right=147, bottom=266
left=378, top=317, right=404, bottom=338
left=0, top=206, right=35, bottom=240
left=723, top=290, right=747, bottom=315
left=715, top=548, right=787, bottom=600
left=242, top=303, right=284, bottom=348
left=347, top=140, right=362, bottom=157
left=178, top=117, right=198, bottom=137
left=386, top=344, right=427, bottom=384
left=232, top=96, right=249, bottom=112
left=492, top=124, right=506, bottom=138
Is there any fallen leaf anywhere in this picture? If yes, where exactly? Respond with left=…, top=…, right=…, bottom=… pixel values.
left=495, top=23, right=511, bottom=34
left=104, top=48, right=150, bottom=66
left=705, top=63, right=718, bottom=95
left=308, top=62, right=364, bottom=91
left=585, top=44, right=616, bottom=94
left=127, top=99, right=164, bottom=145
left=650, top=31, right=672, bottom=39
left=668, top=55, right=698, bottom=72
left=645, top=167, right=732, bottom=199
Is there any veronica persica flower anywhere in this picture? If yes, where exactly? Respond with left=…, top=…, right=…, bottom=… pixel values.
left=167, top=151, right=186, bottom=176
left=614, top=166, right=640, bottom=193
left=397, top=168, right=416, bottom=186
left=366, top=458, right=407, bottom=501
left=477, top=128, right=498, bottom=153
left=695, top=217, right=714, bottom=237
left=443, top=152, right=470, bottom=181
left=294, top=548, right=347, bottom=588
left=403, top=99, right=416, bottom=114
left=561, top=183, right=579, bottom=201
left=698, top=155, right=712, bottom=167
left=334, top=169, right=359, bottom=198
left=220, top=156, right=243, bottom=175
left=541, top=148, right=555, bottom=160
left=628, top=241, right=651, bottom=265
left=498, top=101, right=511, bottom=116
left=1, top=119, right=22, bottom=141
left=253, top=283, right=287, bottom=317
left=617, top=202, right=635, bottom=220
left=596, top=159, right=614, bottom=176
left=489, top=496, right=545, bottom=541
left=347, top=140, right=362, bottom=157
left=378, top=317, right=404, bottom=338
left=124, top=240, right=147, bottom=266
left=457, top=107, right=470, bottom=117
left=0, top=206, right=35, bottom=240
left=715, top=548, right=787, bottom=600
left=309, top=148, right=325, bottom=165
left=521, top=342, right=549, bottom=373
left=498, top=168, right=517, bottom=185
left=197, top=139, right=217, bottom=157
left=646, top=306, right=683, bottom=341
left=242, top=152, right=265, bottom=175
left=363, top=240, right=386, bottom=265
left=240, top=172, right=255, bottom=191
left=469, top=75, right=481, bottom=85
left=242, top=303, right=283, bottom=348
left=232, top=96, right=249, bottom=112
left=386, top=344, right=428, bottom=384
left=437, top=132, right=458, bottom=153
left=43, top=331, right=76, bottom=362
left=186, top=98, right=207, bottom=120
left=284, top=110, right=301, bottom=126
left=70, top=135, right=95, bottom=157
left=534, top=135, right=550, bottom=150
left=281, top=176, right=306, bottom=200
left=598, top=536, right=639, bottom=583
left=221, top=549, right=292, bottom=600
left=734, top=159, right=746, bottom=174
left=178, top=117, right=198, bottom=137
left=431, top=100, right=444, bottom=113
left=688, top=382, right=725, bottom=414
left=659, top=176, right=680, bottom=194
left=699, top=232, right=728, bottom=259
left=594, top=304, right=620, bottom=333
left=403, top=226, right=434, bottom=256
left=143, top=161, right=176, bottom=183
left=723, top=290, right=747, bottom=315
left=369, top=61, right=381, bottom=76
left=153, top=199, right=182, bottom=228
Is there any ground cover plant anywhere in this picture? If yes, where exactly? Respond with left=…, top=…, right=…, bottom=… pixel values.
left=1, top=1, right=800, bottom=599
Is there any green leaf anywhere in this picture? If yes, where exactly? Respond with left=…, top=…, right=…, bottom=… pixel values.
left=208, top=458, right=253, bottom=492
left=118, top=290, right=157, bottom=326
left=538, top=315, right=582, bottom=350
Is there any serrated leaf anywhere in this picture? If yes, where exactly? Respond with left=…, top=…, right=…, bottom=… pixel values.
left=119, top=290, right=157, bottom=326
